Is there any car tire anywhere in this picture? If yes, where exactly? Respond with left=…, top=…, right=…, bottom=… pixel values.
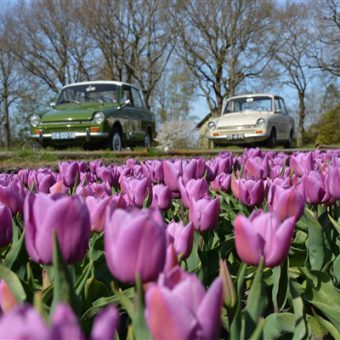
left=283, top=130, right=294, bottom=149
left=266, top=128, right=277, bottom=148
left=111, top=128, right=123, bottom=151
left=144, top=132, right=152, bottom=149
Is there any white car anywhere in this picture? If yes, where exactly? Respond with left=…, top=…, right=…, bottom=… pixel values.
left=207, top=93, right=295, bottom=148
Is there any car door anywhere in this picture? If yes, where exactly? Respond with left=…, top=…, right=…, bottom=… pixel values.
left=120, top=85, right=144, bottom=142
left=131, top=87, right=149, bottom=141
left=273, top=97, right=288, bottom=141
left=278, top=98, right=291, bottom=140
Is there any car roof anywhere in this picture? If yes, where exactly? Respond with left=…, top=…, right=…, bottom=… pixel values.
left=62, top=80, right=136, bottom=89
left=227, top=93, right=283, bottom=100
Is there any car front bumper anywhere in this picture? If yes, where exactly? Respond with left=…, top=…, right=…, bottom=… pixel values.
left=208, top=128, right=270, bottom=144
left=30, top=129, right=109, bottom=142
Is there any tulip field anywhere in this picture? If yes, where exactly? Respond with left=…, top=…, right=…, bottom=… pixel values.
left=0, top=148, right=339, bottom=339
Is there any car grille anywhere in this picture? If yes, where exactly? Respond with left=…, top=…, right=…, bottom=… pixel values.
left=41, top=120, right=88, bottom=126
left=217, top=124, right=256, bottom=130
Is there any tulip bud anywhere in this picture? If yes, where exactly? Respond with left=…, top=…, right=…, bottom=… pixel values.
left=0, top=280, right=18, bottom=314
left=120, top=177, right=152, bottom=208
left=324, top=165, right=340, bottom=200
left=219, top=260, right=236, bottom=308
left=59, top=161, right=80, bottom=187
left=179, top=178, right=209, bottom=208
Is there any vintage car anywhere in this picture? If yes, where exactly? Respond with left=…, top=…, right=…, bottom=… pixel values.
left=29, top=81, right=155, bottom=150
left=207, top=93, right=295, bottom=148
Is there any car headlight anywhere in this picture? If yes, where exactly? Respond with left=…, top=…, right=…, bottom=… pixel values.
left=256, top=118, right=267, bottom=129
left=93, top=112, right=105, bottom=124
left=29, top=115, right=40, bottom=127
left=208, top=121, right=216, bottom=131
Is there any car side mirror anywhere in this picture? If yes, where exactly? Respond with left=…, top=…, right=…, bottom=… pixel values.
left=49, top=102, right=56, bottom=108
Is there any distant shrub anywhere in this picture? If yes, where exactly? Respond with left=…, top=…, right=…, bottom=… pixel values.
left=316, top=105, right=340, bottom=145
left=155, top=120, right=198, bottom=150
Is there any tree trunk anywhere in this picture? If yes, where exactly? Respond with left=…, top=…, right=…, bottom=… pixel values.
left=297, top=91, right=305, bottom=147
left=2, top=92, right=10, bottom=150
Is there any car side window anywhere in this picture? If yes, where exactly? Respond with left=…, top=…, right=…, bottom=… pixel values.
left=279, top=99, right=288, bottom=114
left=122, top=86, right=133, bottom=106
left=274, top=98, right=281, bottom=113
left=131, top=88, right=144, bottom=108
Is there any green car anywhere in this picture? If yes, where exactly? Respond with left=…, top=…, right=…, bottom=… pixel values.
left=29, top=81, right=156, bottom=150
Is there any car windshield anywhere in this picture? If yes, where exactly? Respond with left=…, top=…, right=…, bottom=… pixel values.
left=57, top=84, right=119, bottom=105
left=224, top=96, right=273, bottom=114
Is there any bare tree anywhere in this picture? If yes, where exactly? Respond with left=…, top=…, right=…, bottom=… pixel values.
left=172, top=0, right=275, bottom=116
left=0, top=15, right=31, bottom=149
left=272, top=2, right=317, bottom=146
left=83, top=0, right=174, bottom=109
left=312, top=0, right=340, bottom=76
left=12, top=0, right=95, bottom=94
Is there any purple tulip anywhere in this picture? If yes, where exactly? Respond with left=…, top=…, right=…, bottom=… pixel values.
left=0, top=181, right=25, bottom=215
left=86, top=196, right=118, bottom=232
left=120, top=177, right=152, bottom=208
left=90, top=305, right=120, bottom=340
left=150, top=184, right=172, bottom=210
left=211, top=173, right=231, bottom=193
left=233, top=210, right=296, bottom=267
left=231, top=177, right=264, bottom=207
left=182, top=158, right=206, bottom=184
left=163, top=243, right=179, bottom=273
left=145, top=275, right=223, bottom=340
left=189, top=197, right=220, bottom=232
left=96, top=166, right=120, bottom=187
left=206, top=152, right=233, bottom=179
left=167, top=221, right=194, bottom=259
left=142, top=160, right=164, bottom=183
left=325, top=164, right=340, bottom=200
left=163, top=160, right=182, bottom=192
left=268, top=185, right=305, bottom=221
left=301, top=171, right=328, bottom=204
left=179, top=178, right=209, bottom=208
left=50, top=303, right=85, bottom=340
left=59, top=161, right=80, bottom=187
left=290, top=152, right=313, bottom=177
left=0, top=305, right=49, bottom=339
left=244, top=155, right=270, bottom=179
left=0, top=204, right=12, bottom=248
left=104, top=208, right=166, bottom=283
left=24, top=193, right=91, bottom=264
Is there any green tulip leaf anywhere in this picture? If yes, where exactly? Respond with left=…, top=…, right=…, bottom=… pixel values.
left=303, top=209, right=325, bottom=270
left=289, top=279, right=311, bottom=340
left=301, top=268, right=340, bottom=330
left=50, top=233, right=79, bottom=316
left=272, top=259, right=289, bottom=312
left=245, top=259, right=267, bottom=325
left=312, top=311, right=340, bottom=340
left=84, top=276, right=110, bottom=310
left=263, top=313, right=295, bottom=339
left=0, top=263, right=26, bottom=303
left=75, top=261, right=94, bottom=296
left=328, top=214, right=340, bottom=234
left=3, top=231, right=27, bottom=271
left=132, top=275, right=152, bottom=340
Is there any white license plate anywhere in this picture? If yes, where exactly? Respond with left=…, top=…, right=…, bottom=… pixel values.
left=51, top=132, right=76, bottom=140
left=226, top=134, right=245, bottom=140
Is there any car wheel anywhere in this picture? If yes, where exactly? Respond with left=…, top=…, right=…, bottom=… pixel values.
left=111, top=129, right=123, bottom=151
left=144, top=132, right=152, bottom=148
left=266, top=128, right=277, bottom=148
left=283, top=130, right=294, bottom=149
